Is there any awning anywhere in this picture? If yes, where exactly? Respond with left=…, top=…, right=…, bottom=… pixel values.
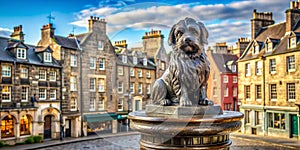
left=84, top=113, right=118, bottom=122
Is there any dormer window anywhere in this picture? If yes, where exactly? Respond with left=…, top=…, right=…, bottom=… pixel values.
left=143, top=58, right=147, bottom=66
left=267, top=42, right=273, bottom=52
left=44, top=52, right=52, bottom=62
left=17, top=48, right=26, bottom=59
left=122, top=55, right=127, bottom=63
left=289, top=37, right=296, bottom=49
left=133, top=57, right=137, bottom=65
left=253, top=44, right=260, bottom=54
left=231, top=64, right=236, bottom=72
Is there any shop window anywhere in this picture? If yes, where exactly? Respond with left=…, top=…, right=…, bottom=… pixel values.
left=268, top=112, right=285, bottom=129
left=1, top=115, right=15, bottom=138
left=20, top=115, right=31, bottom=136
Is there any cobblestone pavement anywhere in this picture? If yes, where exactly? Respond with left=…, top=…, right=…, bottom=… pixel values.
left=37, top=134, right=297, bottom=150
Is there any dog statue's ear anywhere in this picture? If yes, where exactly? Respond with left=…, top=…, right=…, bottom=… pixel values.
left=197, top=21, right=209, bottom=45
left=168, top=24, right=176, bottom=46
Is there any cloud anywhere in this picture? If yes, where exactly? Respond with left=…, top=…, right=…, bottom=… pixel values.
left=71, top=0, right=289, bottom=47
left=0, top=27, right=12, bottom=37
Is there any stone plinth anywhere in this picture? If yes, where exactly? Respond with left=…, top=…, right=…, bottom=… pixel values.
left=129, top=105, right=243, bottom=150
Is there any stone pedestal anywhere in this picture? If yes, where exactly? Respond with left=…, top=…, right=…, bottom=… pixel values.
left=129, top=104, right=243, bottom=150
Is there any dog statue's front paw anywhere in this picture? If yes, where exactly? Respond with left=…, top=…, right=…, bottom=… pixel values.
left=198, top=98, right=214, bottom=105
left=160, top=99, right=172, bottom=106
left=180, top=97, right=192, bottom=106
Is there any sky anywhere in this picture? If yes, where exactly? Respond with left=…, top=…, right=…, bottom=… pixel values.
left=0, top=0, right=290, bottom=51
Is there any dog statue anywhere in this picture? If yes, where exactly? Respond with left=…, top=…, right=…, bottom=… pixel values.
left=151, top=17, right=213, bottom=106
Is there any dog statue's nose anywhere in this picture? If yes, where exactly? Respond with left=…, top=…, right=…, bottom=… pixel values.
left=185, top=37, right=192, bottom=42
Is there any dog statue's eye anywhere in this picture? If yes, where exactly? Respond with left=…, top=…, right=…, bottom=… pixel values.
left=176, top=31, right=183, bottom=37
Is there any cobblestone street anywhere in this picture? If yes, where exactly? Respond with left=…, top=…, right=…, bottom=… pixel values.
left=35, top=133, right=298, bottom=150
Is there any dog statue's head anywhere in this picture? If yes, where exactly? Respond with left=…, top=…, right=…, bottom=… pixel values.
left=168, top=17, right=208, bottom=57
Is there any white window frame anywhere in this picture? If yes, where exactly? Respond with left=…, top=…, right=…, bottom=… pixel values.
left=256, top=61, right=262, bottom=75
left=138, top=70, right=142, bottom=78
left=253, top=45, right=260, bottom=54
left=39, top=70, right=46, bottom=81
left=98, top=98, right=105, bottom=111
left=122, top=55, right=127, bottom=63
left=287, top=83, right=296, bottom=102
left=270, top=59, right=276, bottom=74
left=138, top=83, right=143, bottom=94
left=146, top=70, right=151, bottom=78
left=17, top=48, right=26, bottom=59
left=90, top=57, right=96, bottom=69
left=2, top=65, right=11, bottom=77
left=90, top=78, right=96, bottom=91
left=39, top=88, right=46, bottom=100
left=287, top=55, right=296, bottom=72
left=98, top=41, right=103, bottom=50
left=89, top=98, right=95, bottom=111
left=70, top=98, right=77, bottom=111
left=130, top=83, right=135, bottom=94
left=21, top=87, right=28, bottom=102
left=130, top=68, right=135, bottom=77
left=20, top=67, right=28, bottom=79
left=267, top=42, right=273, bottom=52
left=146, top=84, right=151, bottom=94
left=2, top=86, right=11, bottom=102
left=133, top=57, right=138, bottom=65
left=118, top=66, right=124, bottom=76
left=118, top=82, right=123, bottom=93
left=70, top=76, right=77, bottom=91
left=49, top=71, right=56, bottom=81
left=99, top=58, right=105, bottom=70
left=245, top=63, right=251, bottom=76
left=50, top=89, right=56, bottom=100
left=290, top=37, right=296, bottom=49
left=231, top=65, right=236, bottom=72
left=270, top=84, right=277, bottom=101
left=224, top=87, right=228, bottom=97
left=233, top=76, right=238, bottom=83
left=143, top=58, right=147, bottom=66
left=98, top=79, right=105, bottom=92
left=245, top=85, right=251, bottom=100
left=118, top=98, right=123, bottom=111
left=223, top=75, right=228, bottom=83
left=233, top=87, right=237, bottom=97
left=255, top=85, right=262, bottom=101
left=70, top=55, right=77, bottom=67
left=44, top=52, right=52, bottom=62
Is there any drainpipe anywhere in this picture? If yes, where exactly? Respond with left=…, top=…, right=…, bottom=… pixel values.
left=59, top=66, right=63, bottom=141
left=13, top=61, right=16, bottom=107
left=261, top=56, right=267, bottom=136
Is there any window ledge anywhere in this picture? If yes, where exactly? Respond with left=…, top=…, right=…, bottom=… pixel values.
left=256, top=99, right=262, bottom=102
left=246, top=98, right=252, bottom=101
left=270, top=99, right=277, bottom=102
left=288, top=99, right=296, bottom=102
left=270, top=71, right=276, bottom=74
left=288, top=69, right=296, bottom=73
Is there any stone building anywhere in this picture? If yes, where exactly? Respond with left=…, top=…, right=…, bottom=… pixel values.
left=207, top=43, right=239, bottom=111
left=238, top=1, right=300, bottom=139
left=75, top=16, right=117, bottom=136
left=0, top=25, right=61, bottom=144
left=114, top=40, right=156, bottom=132
left=37, top=23, right=81, bottom=138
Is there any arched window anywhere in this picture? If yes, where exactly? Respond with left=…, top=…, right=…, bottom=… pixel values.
left=1, top=115, right=15, bottom=138
left=20, top=115, right=31, bottom=136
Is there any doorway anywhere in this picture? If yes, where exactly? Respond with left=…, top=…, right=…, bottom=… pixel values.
left=290, top=114, right=298, bottom=138
left=44, top=115, right=52, bottom=139
left=65, top=119, right=71, bottom=137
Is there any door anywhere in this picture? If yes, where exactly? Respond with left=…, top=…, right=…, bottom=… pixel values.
left=44, top=115, right=52, bottom=139
left=135, top=100, right=140, bottom=111
left=65, top=119, right=71, bottom=137
left=290, top=114, right=298, bottom=138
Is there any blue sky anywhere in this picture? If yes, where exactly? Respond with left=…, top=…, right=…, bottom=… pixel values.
left=0, top=0, right=289, bottom=49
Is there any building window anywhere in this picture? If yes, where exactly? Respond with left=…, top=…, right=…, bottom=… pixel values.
left=245, top=85, right=250, bottom=100
left=138, top=70, right=142, bottom=77
left=98, top=41, right=103, bottom=50
left=70, top=98, right=77, bottom=111
left=50, top=89, right=56, bottom=100
left=20, top=115, right=30, bottom=136
left=287, top=83, right=296, bottom=101
left=143, top=58, right=147, bottom=66
left=255, top=111, right=262, bottom=125
left=44, top=52, right=52, bottom=62
left=130, top=83, right=135, bottom=94
left=255, top=85, right=262, bottom=100
left=270, top=84, right=277, bottom=100
left=99, top=58, right=105, bottom=70
left=89, top=98, right=95, bottom=111
left=118, top=66, right=124, bottom=76
left=2, top=86, right=11, bottom=102
left=70, top=54, right=77, bottom=67
left=223, top=75, right=228, bottom=83
left=255, top=61, right=262, bottom=75
left=98, top=79, right=105, bottom=92
left=90, top=78, right=96, bottom=91
left=233, top=76, right=238, bottom=83
left=130, top=68, right=135, bottom=77
left=287, top=55, right=295, bottom=72
left=245, top=63, right=251, bottom=76
left=2, top=65, right=11, bottom=77
left=118, top=98, right=123, bottom=111
left=1, top=115, right=15, bottom=138
left=146, top=70, right=151, bottom=78
left=138, top=83, right=143, bottom=94
left=122, top=55, right=127, bottom=63
left=268, top=112, right=285, bottom=129
left=17, top=48, right=26, bottom=59
left=233, top=87, right=237, bottom=97
left=49, top=71, right=56, bottom=81
left=245, top=110, right=250, bottom=124
left=70, top=76, right=77, bottom=91
left=224, top=87, right=228, bottom=97
left=21, top=87, right=28, bottom=102
left=146, top=84, right=151, bottom=94
left=267, top=42, right=273, bottom=52
left=20, top=68, right=28, bottom=79
left=289, top=37, right=296, bottom=49
left=224, top=103, right=232, bottom=111
left=133, top=57, right=138, bottom=65
left=253, top=44, right=260, bottom=54
left=39, top=70, right=46, bottom=80
left=118, top=82, right=123, bottom=93
left=270, top=59, right=276, bottom=74
left=39, top=88, right=46, bottom=100
left=98, top=98, right=104, bottom=111
left=90, top=57, right=96, bottom=69
left=231, top=64, right=236, bottom=72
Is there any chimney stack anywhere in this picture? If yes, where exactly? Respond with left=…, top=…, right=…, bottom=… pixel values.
left=88, top=16, right=106, bottom=33
left=10, top=25, right=25, bottom=42
left=286, top=0, right=300, bottom=32
left=251, top=9, right=274, bottom=40
left=114, top=40, right=127, bottom=48
left=41, top=23, right=55, bottom=39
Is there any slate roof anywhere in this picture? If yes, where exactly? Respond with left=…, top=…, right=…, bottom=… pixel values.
left=0, top=36, right=61, bottom=67
left=54, top=35, right=79, bottom=50
left=210, top=53, right=238, bottom=73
